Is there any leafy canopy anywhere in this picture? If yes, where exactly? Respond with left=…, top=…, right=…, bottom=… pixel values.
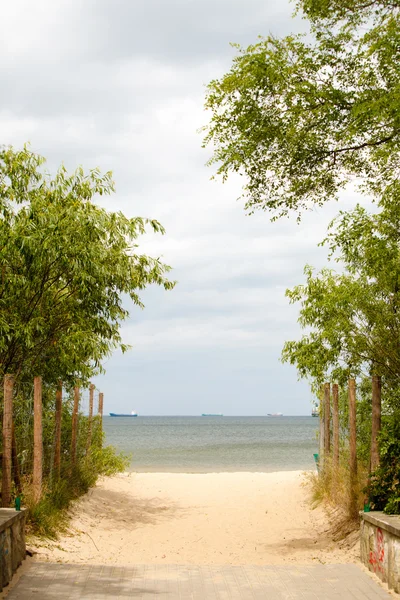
left=0, top=146, right=175, bottom=385
left=203, top=0, right=400, bottom=218
left=282, top=195, right=400, bottom=393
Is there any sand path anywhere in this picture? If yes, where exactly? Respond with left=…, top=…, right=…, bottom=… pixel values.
left=31, top=471, right=358, bottom=565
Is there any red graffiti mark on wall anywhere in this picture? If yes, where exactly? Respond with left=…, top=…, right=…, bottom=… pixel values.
left=369, top=527, right=385, bottom=574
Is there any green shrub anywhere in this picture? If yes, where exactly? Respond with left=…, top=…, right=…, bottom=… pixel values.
left=88, top=445, right=130, bottom=477
left=368, top=413, right=400, bottom=515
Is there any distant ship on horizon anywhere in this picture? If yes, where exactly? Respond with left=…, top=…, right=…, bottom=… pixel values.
left=109, top=411, right=138, bottom=417
left=267, top=413, right=283, bottom=417
left=201, top=413, right=223, bottom=417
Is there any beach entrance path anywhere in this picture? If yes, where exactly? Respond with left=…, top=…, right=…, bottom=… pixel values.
left=6, top=472, right=393, bottom=597
left=5, top=562, right=392, bottom=599
left=27, top=472, right=361, bottom=566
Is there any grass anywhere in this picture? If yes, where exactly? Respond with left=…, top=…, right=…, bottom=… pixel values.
left=304, top=452, right=369, bottom=538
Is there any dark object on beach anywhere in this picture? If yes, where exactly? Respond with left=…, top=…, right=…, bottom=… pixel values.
left=313, top=453, right=319, bottom=473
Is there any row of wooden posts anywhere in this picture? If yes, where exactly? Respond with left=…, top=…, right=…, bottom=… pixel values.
left=319, top=376, right=381, bottom=512
left=1, top=374, right=104, bottom=508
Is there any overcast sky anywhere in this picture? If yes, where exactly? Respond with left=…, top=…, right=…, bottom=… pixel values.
left=1, top=0, right=362, bottom=415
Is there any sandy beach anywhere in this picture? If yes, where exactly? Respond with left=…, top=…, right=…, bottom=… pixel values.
left=30, top=471, right=358, bottom=566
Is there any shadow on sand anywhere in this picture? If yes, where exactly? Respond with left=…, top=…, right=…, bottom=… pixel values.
left=75, top=486, right=180, bottom=530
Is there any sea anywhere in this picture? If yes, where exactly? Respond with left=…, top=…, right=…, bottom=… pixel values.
left=103, top=415, right=319, bottom=473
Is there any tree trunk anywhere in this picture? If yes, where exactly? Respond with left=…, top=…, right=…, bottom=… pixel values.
left=348, top=378, right=358, bottom=518
left=71, top=386, right=79, bottom=467
left=33, top=375, right=43, bottom=503
left=54, top=380, right=62, bottom=478
left=2, top=375, right=14, bottom=507
left=324, top=382, right=331, bottom=455
left=370, top=375, right=382, bottom=472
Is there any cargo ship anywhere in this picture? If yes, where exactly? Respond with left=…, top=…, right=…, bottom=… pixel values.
left=201, top=413, right=223, bottom=416
left=109, top=411, right=138, bottom=417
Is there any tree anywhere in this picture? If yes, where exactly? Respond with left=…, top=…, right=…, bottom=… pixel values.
left=282, top=199, right=400, bottom=513
left=203, top=0, right=400, bottom=514
left=0, top=146, right=175, bottom=385
left=203, top=0, right=400, bottom=219
left=0, top=145, right=173, bottom=521
left=282, top=198, right=400, bottom=398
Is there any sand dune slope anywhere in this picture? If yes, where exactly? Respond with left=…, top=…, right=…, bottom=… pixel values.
left=31, top=471, right=358, bottom=565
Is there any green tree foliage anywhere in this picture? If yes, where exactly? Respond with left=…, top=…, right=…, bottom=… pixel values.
left=0, top=146, right=175, bottom=385
left=203, top=0, right=400, bottom=218
left=368, top=410, right=400, bottom=514
left=300, top=0, right=399, bottom=27
left=282, top=199, right=400, bottom=390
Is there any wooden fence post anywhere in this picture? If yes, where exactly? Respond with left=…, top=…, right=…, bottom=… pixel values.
left=349, top=378, right=358, bottom=517
left=54, top=380, right=62, bottom=478
left=2, top=375, right=14, bottom=507
left=332, top=384, right=339, bottom=471
left=71, top=386, right=80, bottom=467
left=371, top=375, right=382, bottom=472
left=33, top=376, right=43, bottom=503
left=98, top=392, right=104, bottom=447
left=324, top=382, right=331, bottom=456
left=86, top=384, right=94, bottom=451
left=11, top=423, right=22, bottom=495
left=319, top=386, right=325, bottom=468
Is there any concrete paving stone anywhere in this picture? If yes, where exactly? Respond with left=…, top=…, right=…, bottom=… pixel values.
left=4, top=562, right=394, bottom=599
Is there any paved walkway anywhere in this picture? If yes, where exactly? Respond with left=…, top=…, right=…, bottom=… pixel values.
left=6, top=562, right=392, bottom=599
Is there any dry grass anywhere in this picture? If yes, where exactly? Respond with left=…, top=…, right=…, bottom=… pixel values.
left=22, top=479, right=70, bottom=540
left=304, top=454, right=369, bottom=537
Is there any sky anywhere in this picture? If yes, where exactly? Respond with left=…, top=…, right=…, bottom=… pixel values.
left=1, top=0, right=362, bottom=415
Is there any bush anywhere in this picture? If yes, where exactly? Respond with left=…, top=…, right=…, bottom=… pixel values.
left=368, top=413, right=400, bottom=515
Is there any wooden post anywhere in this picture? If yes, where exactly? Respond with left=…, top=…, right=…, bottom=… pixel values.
left=54, top=380, right=62, bottom=478
left=98, top=392, right=103, bottom=422
left=371, top=375, right=382, bottom=472
left=33, top=375, right=43, bottom=503
left=71, top=386, right=79, bottom=467
left=324, top=382, right=331, bottom=455
left=11, top=423, right=22, bottom=495
left=332, top=384, right=339, bottom=470
left=86, top=384, right=94, bottom=451
left=2, top=375, right=14, bottom=507
left=319, top=387, right=325, bottom=469
left=349, top=378, right=358, bottom=517
left=98, top=392, right=104, bottom=447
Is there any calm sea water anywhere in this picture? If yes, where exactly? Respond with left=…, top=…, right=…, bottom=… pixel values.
left=103, top=416, right=319, bottom=473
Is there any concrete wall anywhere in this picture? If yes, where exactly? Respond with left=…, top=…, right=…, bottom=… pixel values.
left=0, top=509, right=26, bottom=592
left=360, top=511, right=400, bottom=594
